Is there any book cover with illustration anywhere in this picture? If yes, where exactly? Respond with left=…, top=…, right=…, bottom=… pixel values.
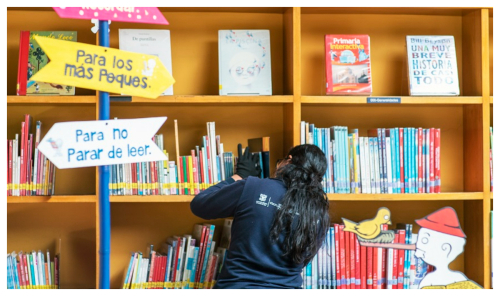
left=17, top=31, right=77, bottom=95
left=406, top=36, right=459, bottom=96
left=218, top=30, right=272, bottom=95
left=325, top=35, right=372, bottom=95
left=119, top=29, right=173, bottom=95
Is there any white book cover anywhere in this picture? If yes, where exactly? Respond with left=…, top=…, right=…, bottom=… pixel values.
left=218, top=30, right=272, bottom=95
left=119, top=29, right=174, bottom=95
left=386, top=137, right=393, bottom=194
left=406, top=35, right=459, bottom=96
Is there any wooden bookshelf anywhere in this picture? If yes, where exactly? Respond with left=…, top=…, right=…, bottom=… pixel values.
left=6, top=7, right=492, bottom=289
left=301, top=96, right=483, bottom=105
left=7, top=195, right=97, bottom=203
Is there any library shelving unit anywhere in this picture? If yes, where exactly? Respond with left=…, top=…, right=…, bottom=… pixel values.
left=6, top=7, right=492, bottom=289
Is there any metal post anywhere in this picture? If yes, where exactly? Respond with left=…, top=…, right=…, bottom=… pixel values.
left=98, top=19, right=110, bottom=289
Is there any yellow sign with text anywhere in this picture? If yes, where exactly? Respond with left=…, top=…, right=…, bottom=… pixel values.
left=30, top=36, right=175, bottom=99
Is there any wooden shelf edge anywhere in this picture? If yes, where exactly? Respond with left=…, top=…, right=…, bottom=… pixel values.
left=126, top=95, right=293, bottom=104
left=7, top=195, right=97, bottom=203
left=490, top=96, right=493, bottom=104
left=301, top=96, right=483, bottom=105
left=327, top=192, right=483, bottom=201
left=7, top=95, right=96, bottom=104
left=110, top=195, right=195, bottom=202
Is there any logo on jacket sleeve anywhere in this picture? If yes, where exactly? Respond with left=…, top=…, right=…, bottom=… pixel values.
left=259, top=194, right=267, bottom=202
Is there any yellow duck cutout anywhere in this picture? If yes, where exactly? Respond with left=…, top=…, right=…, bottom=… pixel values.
left=342, top=207, right=391, bottom=240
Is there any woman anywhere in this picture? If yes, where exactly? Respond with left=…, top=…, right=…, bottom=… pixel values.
left=190, top=144, right=330, bottom=289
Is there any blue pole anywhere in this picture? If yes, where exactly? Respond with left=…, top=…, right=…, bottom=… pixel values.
left=98, top=20, right=110, bottom=289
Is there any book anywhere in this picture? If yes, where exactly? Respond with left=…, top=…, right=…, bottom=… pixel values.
left=247, top=137, right=270, bottom=178
left=17, top=31, right=77, bottom=95
left=325, top=34, right=372, bottom=95
left=218, top=30, right=272, bottom=95
left=7, top=250, right=59, bottom=289
left=119, top=29, right=174, bottom=95
left=406, top=35, right=459, bottom=96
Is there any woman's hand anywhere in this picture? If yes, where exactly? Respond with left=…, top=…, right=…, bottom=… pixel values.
left=235, top=144, right=262, bottom=179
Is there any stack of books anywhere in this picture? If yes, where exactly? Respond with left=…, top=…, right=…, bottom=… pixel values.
left=302, top=223, right=431, bottom=289
left=7, top=250, right=59, bottom=289
left=122, top=222, right=230, bottom=289
left=301, top=123, right=441, bottom=194
left=7, top=115, right=56, bottom=196
left=109, top=121, right=270, bottom=196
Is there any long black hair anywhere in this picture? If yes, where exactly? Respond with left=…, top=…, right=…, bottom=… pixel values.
left=270, top=144, right=330, bottom=265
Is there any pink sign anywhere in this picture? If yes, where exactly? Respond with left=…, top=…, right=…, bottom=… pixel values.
left=53, top=7, right=169, bottom=25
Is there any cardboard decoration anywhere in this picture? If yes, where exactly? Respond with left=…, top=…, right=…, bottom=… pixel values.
left=29, top=36, right=175, bottom=99
left=53, top=7, right=169, bottom=25
left=37, top=117, right=167, bottom=169
left=341, top=206, right=483, bottom=289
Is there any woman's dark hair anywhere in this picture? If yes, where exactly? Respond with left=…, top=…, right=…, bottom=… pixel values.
left=270, top=144, right=330, bottom=265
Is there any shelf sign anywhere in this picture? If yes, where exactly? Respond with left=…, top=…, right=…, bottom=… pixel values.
left=37, top=117, right=168, bottom=169
left=367, top=97, right=401, bottom=104
left=52, top=7, right=169, bottom=25
left=29, top=36, right=175, bottom=99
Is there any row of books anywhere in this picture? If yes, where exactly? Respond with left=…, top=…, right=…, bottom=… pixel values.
left=301, top=122, right=441, bottom=194
left=109, top=121, right=270, bottom=196
left=123, top=220, right=232, bottom=289
left=18, top=30, right=458, bottom=97
left=7, top=115, right=56, bottom=196
left=490, top=127, right=493, bottom=192
left=7, top=250, right=59, bottom=289
left=302, top=223, right=431, bottom=289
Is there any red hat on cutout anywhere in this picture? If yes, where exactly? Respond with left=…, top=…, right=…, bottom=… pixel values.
left=415, top=207, right=466, bottom=238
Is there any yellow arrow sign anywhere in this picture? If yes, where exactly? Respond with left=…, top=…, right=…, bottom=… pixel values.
left=30, top=36, right=175, bottom=99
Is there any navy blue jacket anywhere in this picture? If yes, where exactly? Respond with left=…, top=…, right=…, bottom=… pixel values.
left=190, top=176, right=303, bottom=289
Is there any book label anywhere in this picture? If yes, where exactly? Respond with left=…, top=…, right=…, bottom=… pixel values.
left=30, top=36, right=174, bottom=99
left=367, top=97, right=401, bottom=104
left=52, top=7, right=169, bottom=25
left=37, top=117, right=167, bottom=169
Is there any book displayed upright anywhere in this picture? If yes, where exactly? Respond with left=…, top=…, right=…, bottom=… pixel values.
left=325, top=34, right=372, bottom=95
left=218, top=30, right=272, bottom=95
left=119, top=29, right=174, bottom=95
left=17, top=31, right=77, bottom=95
left=406, top=35, right=460, bottom=96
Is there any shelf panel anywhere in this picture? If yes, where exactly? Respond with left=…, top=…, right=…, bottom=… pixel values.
left=121, top=95, right=293, bottom=104
left=7, top=195, right=97, bottom=203
left=301, top=7, right=477, bottom=16
left=327, top=192, right=483, bottom=201
left=109, top=193, right=483, bottom=202
left=110, top=195, right=195, bottom=202
left=301, top=96, right=483, bottom=105
left=7, top=95, right=96, bottom=104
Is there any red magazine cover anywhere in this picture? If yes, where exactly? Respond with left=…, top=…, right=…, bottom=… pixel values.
left=17, top=31, right=30, bottom=96
left=334, top=224, right=341, bottom=289
left=159, top=255, right=167, bottom=289
left=344, top=228, right=351, bottom=288
left=418, top=128, right=423, bottom=193
left=392, top=232, right=400, bottom=289
left=429, top=128, right=435, bottom=193
left=360, top=245, right=366, bottom=289
left=339, top=225, right=346, bottom=289
left=372, top=243, right=378, bottom=289
left=355, top=235, right=361, bottom=289
left=350, top=232, right=356, bottom=289
left=399, top=128, right=405, bottom=193
left=397, top=230, right=406, bottom=289
left=325, top=35, right=372, bottom=95
left=434, top=128, right=441, bottom=193
left=156, top=255, right=163, bottom=288
left=367, top=245, right=373, bottom=289
left=27, top=133, right=33, bottom=196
